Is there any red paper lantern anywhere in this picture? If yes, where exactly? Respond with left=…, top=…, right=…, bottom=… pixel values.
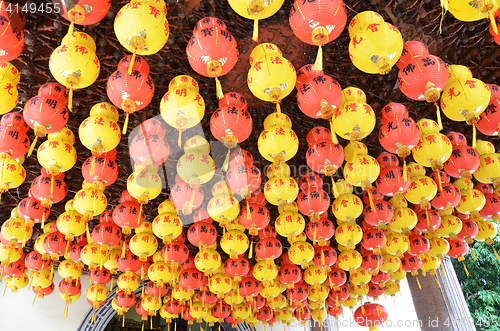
left=82, top=155, right=118, bottom=188
left=0, top=125, right=29, bottom=160
left=363, top=200, right=394, bottom=227
left=362, top=228, right=386, bottom=252
left=186, top=17, right=238, bottom=97
left=116, top=249, right=142, bottom=273
left=32, top=282, right=55, bottom=298
left=397, top=54, right=449, bottom=103
left=255, top=237, right=282, bottom=260
left=447, top=239, right=469, bottom=259
left=401, top=253, right=423, bottom=274
left=129, top=123, right=170, bottom=167
left=115, top=290, right=137, bottom=310
left=313, top=246, right=337, bottom=269
left=238, top=276, right=261, bottom=300
left=306, top=137, right=344, bottom=175
left=166, top=298, right=185, bottom=316
left=213, top=301, right=231, bottom=319
left=305, top=218, right=335, bottom=245
left=476, top=97, right=500, bottom=136
left=327, top=267, right=347, bottom=288
left=30, top=174, right=68, bottom=208
left=408, top=234, right=430, bottom=256
left=362, top=188, right=385, bottom=205
left=257, top=306, right=273, bottom=322
left=146, top=281, right=169, bottom=297
left=188, top=221, right=217, bottom=249
left=23, top=94, right=68, bottom=136
left=163, top=242, right=189, bottom=265
left=58, top=278, right=81, bottom=297
left=17, top=197, right=50, bottom=226
left=229, top=148, right=254, bottom=167
left=0, top=7, right=25, bottom=61
left=224, top=256, right=250, bottom=281
left=328, top=284, right=349, bottom=305
left=456, top=219, right=479, bottom=243
left=415, top=209, right=442, bottom=233
left=286, top=281, right=308, bottom=302
left=361, top=252, right=383, bottom=273
left=92, top=219, right=122, bottom=249
left=226, top=163, right=261, bottom=198
left=480, top=193, right=500, bottom=221
left=295, top=65, right=343, bottom=119
left=354, top=303, right=389, bottom=329
left=367, top=282, right=385, bottom=300
left=396, top=41, right=429, bottom=69
left=170, top=181, right=204, bottom=215
left=375, top=166, right=410, bottom=197
left=327, top=305, right=343, bottom=317
left=238, top=203, right=270, bottom=236
left=259, top=225, right=277, bottom=239
left=43, top=231, right=68, bottom=261
left=112, top=201, right=144, bottom=235
left=210, top=92, right=252, bottom=147
left=443, top=145, right=480, bottom=178
left=431, top=183, right=462, bottom=211
left=377, top=153, right=399, bottom=169
left=68, top=240, right=87, bottom=266
left=378, top=116, right=420, bottom=156
left=370, top=271, right=390, bottom=285
left=277, top=264, right=302, bottom=288
left=179, top=268, right=203, bottom=293
left=88, top=268, right=112, bottom=285
left=379, top=103, right=409, bottom=125
left=297, top=187, right=330, bottom=220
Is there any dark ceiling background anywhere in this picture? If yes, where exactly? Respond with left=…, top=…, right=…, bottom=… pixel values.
left=4, top=0, right=500, bottom=251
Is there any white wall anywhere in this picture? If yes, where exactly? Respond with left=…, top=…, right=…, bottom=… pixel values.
left=0, top=273, right=91, bottom=331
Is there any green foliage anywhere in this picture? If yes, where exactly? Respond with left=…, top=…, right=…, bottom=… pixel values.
left=452, top=235, right=500, bottom=331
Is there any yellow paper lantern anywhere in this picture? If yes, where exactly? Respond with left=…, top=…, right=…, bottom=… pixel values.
left=126, top=167, right=162, bottom=204
left=428, top=237, right=450, bottom=258
left=0, top=62, right=20, bottom=115
left=384, top=233, right=409, bottom=256
left=447, top=0, right=499, bottom=23
left=332, top=193, right=363, bottom=221
left=228, top=0, right=284, bottom=41
left=29, top=268, right=53, bottom=289
left=86, top=284, right=109, bottom=310
left=303, top=265, right=328, bottom=285
left=441, top=77, right=490, bottom=123
left=104, top=248, right=121, bottom=274
left=308, top=284, right=329, bottom=302
left=379, top=253, right=401, bottom=273
left=275, top=306, right=294, bottom=324
left=152, top=212, right=182, bottom=244
left=389, top=207, right=417, bottom=233
left=142, top=295, right=162, bottom=312
left=37, top=139, right=77, bottom=175
left=56, top=210, right=85, bottom=242
left=475, top=220, right=497, bottom=243
left=253, top=260, right=279, bottom=282
left=436, top=215, right=463, bottom=237
left=232, top=302, right=250, bottom=320
left=275, top=211, right=306, bottom=238
left=130, top=232, right=158, bottom=261
left=420, top=254, right=441, bottom=275
left=334, top=87, right=376, bottom=140
left=258, top=125, right=299, bottom=162
left=337, top=249, right=362, bottom=271
left=177, top=151, right=215, bottom=187
left=412, top=132, right=453, bottom=169
left=474, top=152, right=500, bottom=188
left=80, top=243, right=109, bottom=269
left=160, top=75, right=205, bottom=144
left=247, top=43, right=296, bottom=107
left=384, top=280, right=400, bottom=296
left=117, top=271, right=141, bottom=294
left=349, top=268, right=372, bottom=285
left=208, top=273, right=233, bottom=296
left=288, top=241, right=315, bottom=268
left=207, top=193, right=240, bottom=227
left=1, top=217, right=32, bottom=248
left=264, top=174, right=299, bottom=206
left=6, top=273, right=29, bottom=292
left=73, top=188, right=107, bottom=221
left=148, top=262, right=173, bottom=285
left=58, top=259, right=83, bottom=281
left=220, top=230, right=249, bottom=258
left=259, top=280, right=281, bottom=299
left=335, top=221, right=363, bottom=249
left=349, top=283, right=369, bottom=298
left=0, top=159, right=26, bottom=196
left=455, top=188, right=486, bottom=216
left=404, top=175, right=438, bottom=208
left=348, top=11, right=403, bottom=74
left=79, top=116, right=121, bottom=153
left=194, top=248, right=221, bottom=275
left=343, top=154, right=380, bottom=188
left=114, top=1, right=169, bottom=56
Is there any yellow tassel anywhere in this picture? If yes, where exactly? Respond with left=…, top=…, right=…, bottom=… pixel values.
left=86, top=222, right=91, bottom=243
left=178, top=130, right=182, bottom=148
left=90, top=156, right=96, bottom=176
left=129, top=51, right=137, bottom=76
left=472, top=122, right=477, bottom=150
left=121, top=241, right=126, bottom=258
left=222, top=149, right=230, bottom=172
left=175, top=319, right=177, bottom=331
left=109, top=276, right=114, bottom=292
left=50, top=175, right=54, bottom=198
left=252, top=15, right=259, bottom=42
left=416, top=275, right=422, bottom=290
left=68, top=88, right=73, bottom=112
left=471, top=247, right=477, bottom=260
left=122, top=113, right=130, bottom=135
left=311, top=45, right=323, bottom=72
left=434, top=274, right=441, bottom=288
left=2, top=282, right=7, bottom=296
left=441, top=264, right=446, bottom=276
left=329, top=120, right=339, bottom=144
left=123, top=314, right=125, bottom=327
left=215, top=77, right=224, bottom=99
left=403, top=159, right=408, bottom=182
left=492, top=245, right=500, bottom=260
left=425, top=208, right=430, bottom=228
left=246, top=200, right=252, bottom=220
left=489, top=10, right=499, bottom=35
left=321, top=249, right=325, bottom=266
left=27, top=136, right=38, bottom=157
left=462, top=261, right=470, bottom=277
left=367, top=189, right=376, bottom=213
left=67, top=22, right=74, bottom=38
left=276, top=103, right=281, bottom=115
left=439, top=0, right=448, bottom=34
left=249, top=238, right=254, bottom=259
left=436, top=170, right=443, bottom=192
left=64, top=240, right=70, bottom=259
left=142, top=321, right=145, bottom=331
left=435, top=102, right=442, bottom=131
left=33, top=294, right=37, bottom=306
left=331, top=177, right=339, bottom=199
left=314, top=226, right=318, bottom=243
left=361, top=304, right=365, bottom=315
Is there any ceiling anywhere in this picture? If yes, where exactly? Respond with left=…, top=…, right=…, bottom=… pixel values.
left=4, top=0, right=500, bottom=252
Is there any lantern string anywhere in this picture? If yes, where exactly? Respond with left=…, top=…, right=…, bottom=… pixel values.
left=367, top=189, right=376, bottom=214
left=434, top=274, right=441, bottom=288
left=215, top=77, right=224, bottom=99
left=90, top=156, right=96, bottom=176
left=276, top=102, right=281, bottom=115
left=435, top=169, right=443, bottom=192
left=329, top=119, right=339, bottom=144
left=27, top=136, right=38, bottom=157
left=311, top=45, right=323, bottom=72
left=86, top=222, right=91, bottom=243
left=252, top=14, right=259, bottom=42
left=122, top=113, right=130, bottom=135
left=109, top=275, right=114, bottom=292
left=489, top=10, right=498, bottom=35
left=403, top=159, right=408, bottom=183
left=151, top=316, right=153, bottom=329
left=471, top=247, right=477, bottom=260
left=425, top=208, right=430, bottom=228
left=462, top=261, right=470, bottom=277
left=41, top=208, right=46, bottom=229
left=441, top=264, right=446, bottom=276
left=439, top=0, right=448, bottom=34
left=472, top=121, right=477, bottom=150
left=434, top=102, right=443, bottom=131
left=249, top=236, right=254, bottom=259
left=121, top=240, right=126, bottom=258
left=67, top=22, right=75, bottom=39
left=246, top=200, right=252, bottom=220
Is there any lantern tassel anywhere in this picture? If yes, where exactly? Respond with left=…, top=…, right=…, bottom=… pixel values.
left=27, top=136, right=38, bottom=157
left=64, top=240, right=71, bottom=259
left=329, top=120, right=339, bottom=144
left=121, top=241, right=126, bottom=258
left=425, top=208, right=430, bottom=228
left=435, top=102, right=443, bottom=131
left=90, top=156, right=96, bottom=176
left=122, top=113, right=130, bottom=135
left=434, top=274, right=441, bottom=288
left=462, top=261, right=470, bottom=277
left=41, top=210, right=46, bottom=229
left=109, top=276, right=114, bottom=292
left=128, top=50, right=137, bottom=76
left=142, top=321, right=145, bottom=331
left=321, top=249, right=325, bottom=266
left=50, top=175, right=54, bottom=198
left=489, top=10, right=499, bottom=35
left=123, top=314, right=125, bottom=327
left=367, top=189, right=376, bottom=213
left=441, top=264, right=446, bottom=276
left=439, top=0, right=448, bottom=34
left=246, top=200, right=252, bottom=220
left=215, top=77, right=224, bottom=99
left=471, top=247, right=477, bottom=260
left=249, top=236, right=254, bottom=259
left=311, top=45, right=323, bottom=72
left=491, top=245, right=500, bottom=260
left=68, top=88, right=73, bottom=112
left=252, top=14, right=259, bottom=42
left=178, top=130, right=182, bottom=148
left=33, top=294, right=37, bottom=306
left=472, top=121, right=477, bottom=150
left=151, top=316, right=153, bottom=330
left=222, top=149, right=230, bottom=172
left=331, top=177, right=339, bottom=199
left=368, top=327, right=379, bottom=331
left=416, top=275, right=422, bottom=290
left=276, top=102, right=281, bottom=115
left=403, top=159, right=408, bottom=182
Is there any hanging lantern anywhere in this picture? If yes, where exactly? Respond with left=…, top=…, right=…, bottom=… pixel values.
left=248, top=44, right=296, bottom=112
left=114, top=0, right=169, bottom=71
left=37, top=138, right=77, bottom=175
left=82, top=155, right=118, bottom=189
left=258, top=114, right=299, bottom=163
left=221, top=229, right=249, bottom=259
left=194, top=247, right=221, bottom=275
left=306, top=218, right=335, bottom=246
left=177, top=150, right=215, bottom=188
left=348, top=11, right=403, bottom=74
left=56, top=0, right=111, bottom=31
left=187, top=18, right=239, bottom=98
left=0, top=158, right=25, bottom=200
left=126, top=167, right=163, bottom=205
left=0, top=62, right=20, bottom=114
left=107, top=56, right=155, bottom=134
left=160, top=75, right=205, bottom=146
left=333, top=87, right=375, bottom=141
left=49, top=32, right=100, bottom=111
left=73, top=187, right=107, bottom=221
left=0, top=6, right=25, bottom=62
